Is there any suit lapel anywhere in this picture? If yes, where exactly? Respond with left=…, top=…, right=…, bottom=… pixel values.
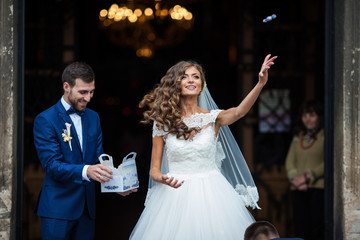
left=81, top=113, right=88, bottom=159
left=56, top=101, right=82, bottom=156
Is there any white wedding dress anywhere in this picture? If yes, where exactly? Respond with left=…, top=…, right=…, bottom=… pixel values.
left=130, top=110, right=255, bottom=240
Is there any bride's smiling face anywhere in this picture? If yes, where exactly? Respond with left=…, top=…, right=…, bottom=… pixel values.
left=180, top=66, right=202, bottom=97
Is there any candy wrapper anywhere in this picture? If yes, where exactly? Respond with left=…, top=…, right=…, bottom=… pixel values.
left=263, top=14, right=277, bottom=23
left=98, top=152, right=139, bottom=193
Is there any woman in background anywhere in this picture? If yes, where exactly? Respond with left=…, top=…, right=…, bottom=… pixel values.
left=285, top=100, right=324, bottom=240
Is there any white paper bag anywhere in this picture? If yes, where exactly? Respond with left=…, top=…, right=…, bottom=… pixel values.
left=98, top=152, right=139, bottom=193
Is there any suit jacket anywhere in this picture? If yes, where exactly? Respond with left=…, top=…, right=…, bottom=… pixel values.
left=33, top=99, right=103, bottom=220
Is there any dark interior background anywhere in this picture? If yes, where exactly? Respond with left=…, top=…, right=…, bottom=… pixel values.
left=23, top=0, right=325, bottom=239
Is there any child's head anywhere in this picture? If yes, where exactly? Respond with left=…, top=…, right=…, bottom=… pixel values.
left=244, top=221, right=280, bottom=240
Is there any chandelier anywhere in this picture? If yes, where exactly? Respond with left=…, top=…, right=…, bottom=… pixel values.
left=99, top=1, right=194, bottom=58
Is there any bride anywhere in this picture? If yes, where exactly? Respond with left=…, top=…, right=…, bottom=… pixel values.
left=130, top=54, right=277, bottom=240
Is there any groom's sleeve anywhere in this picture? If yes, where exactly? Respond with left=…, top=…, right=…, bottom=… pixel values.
left=34, top=114, right=84, bottom=183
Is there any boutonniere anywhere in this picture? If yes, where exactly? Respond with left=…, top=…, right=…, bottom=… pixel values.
left=62, top=122, right=73, bottom=151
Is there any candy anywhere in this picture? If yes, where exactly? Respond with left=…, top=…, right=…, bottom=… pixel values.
left=263, top=14, right=277, bottom=23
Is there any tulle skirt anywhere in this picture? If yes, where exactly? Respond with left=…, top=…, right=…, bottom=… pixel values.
left=130, top=170, right=255, bottom=240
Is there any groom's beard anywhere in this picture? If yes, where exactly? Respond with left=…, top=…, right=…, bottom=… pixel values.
left=67, top=89, right=88, bottom=111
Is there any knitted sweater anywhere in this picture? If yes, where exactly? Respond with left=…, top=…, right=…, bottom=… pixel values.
left=285, top=129, right=324, bottom=189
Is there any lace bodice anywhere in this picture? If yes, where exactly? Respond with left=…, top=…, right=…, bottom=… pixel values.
left=153, top=110, right=225, bottom=174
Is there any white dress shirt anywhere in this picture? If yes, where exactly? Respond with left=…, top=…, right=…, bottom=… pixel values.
left=61, top=97, right=90, bottom=181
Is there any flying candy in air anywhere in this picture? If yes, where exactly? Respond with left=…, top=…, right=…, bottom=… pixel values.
left=263, top=14, right=277, bottom=23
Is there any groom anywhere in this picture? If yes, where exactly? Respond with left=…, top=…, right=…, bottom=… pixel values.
left=33, top=62, right=136, bottom=239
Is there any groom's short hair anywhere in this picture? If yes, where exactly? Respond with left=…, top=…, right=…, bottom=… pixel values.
left=244, top=221, right=280, bottom=240
left=62, top=62, right=95, bottom=87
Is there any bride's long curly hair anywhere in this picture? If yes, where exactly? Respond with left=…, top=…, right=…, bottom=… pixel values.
left=139, top=60, right=205, bottom=139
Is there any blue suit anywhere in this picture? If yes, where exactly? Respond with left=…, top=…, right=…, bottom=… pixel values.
left=33, top=99, right=103, bottom=238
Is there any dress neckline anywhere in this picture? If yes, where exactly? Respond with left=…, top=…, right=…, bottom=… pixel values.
left=182, top=111, right=211, bottom=119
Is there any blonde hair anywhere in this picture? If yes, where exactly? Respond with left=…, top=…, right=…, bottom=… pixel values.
left=139, top=60, right=205, bottom=139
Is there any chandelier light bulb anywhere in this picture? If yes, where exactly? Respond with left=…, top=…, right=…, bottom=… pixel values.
left=128, top=14, right=138, bottom=23
left=134, top=9, right=142, bottom=17
left=184, top=12, right=192, bottom=20
left=144, top=8, right=153, bottom=16
left=110, top=4, right=119, bottom=10
left=100, top=9, right=108, bottom=18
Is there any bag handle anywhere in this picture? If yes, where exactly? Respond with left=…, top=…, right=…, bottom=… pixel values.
left=98, top=153, right=114, bottom=167
left=122, top=152, right=137, bottom=162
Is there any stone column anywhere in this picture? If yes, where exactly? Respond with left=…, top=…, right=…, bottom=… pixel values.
left=333, top=0, right=360, bottom=239
left=0, top=0, right=23, bottom=239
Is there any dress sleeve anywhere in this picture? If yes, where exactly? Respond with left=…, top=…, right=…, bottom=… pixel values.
left=152, top=121, right=168, bottom=138
left=210, top=109, right=223, bottom=123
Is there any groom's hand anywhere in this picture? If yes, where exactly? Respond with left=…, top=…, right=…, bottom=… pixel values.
left=87, top=164, right=113, bottom=183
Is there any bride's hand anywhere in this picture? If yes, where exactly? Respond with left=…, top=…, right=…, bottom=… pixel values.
left=258, top=54, right=277, bottom=86
left=161, top=175, right=184, bottom=188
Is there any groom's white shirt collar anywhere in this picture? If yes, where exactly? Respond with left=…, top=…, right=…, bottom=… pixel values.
left=61, top=96, right=71, bottom=111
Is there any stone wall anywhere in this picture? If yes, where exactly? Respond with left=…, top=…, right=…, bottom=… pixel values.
left=0, top=0, right=18, bottom=239
left=333, top=0, right=360, bottom=239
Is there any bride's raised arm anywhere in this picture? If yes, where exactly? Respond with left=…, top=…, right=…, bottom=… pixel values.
left=216, top=54, right=277, bottom=128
